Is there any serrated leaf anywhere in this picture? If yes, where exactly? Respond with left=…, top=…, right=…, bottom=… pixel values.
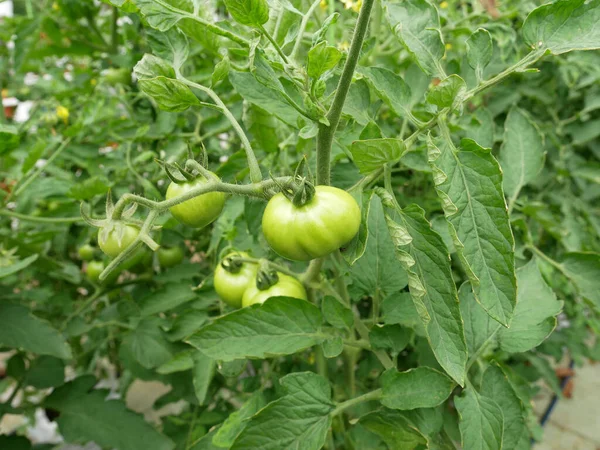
left=321, top=336, right=344, bottom=358
left=382, top=0, right=445, bottom=76
left=231, top=372, right=333, bottom=450
left=321, top=296, right=354, bottom=330
left=386, top=204, right=467, bottom=386
left=350, top=139, right=406, bottom=174
left=141, top=284, right=197, bottom=316
left=499, top=106, right=545, bottom=201
left=359, top=66, right=412, bottom=119
left=560, top=252, right=600, bottom=310
left=370, top=324, right=409, bottom=353
left=0, top=303, right=71, bottom=359
left=120, top=317, right=176, bottom=369
left=426, top=75, right=466, bottom=109
left=307, top=41, right=342, bottom=78
left=138, top=77, right=200, bottom=112
left=187, top=297, right=327, bottom=361
left=466, top=28, right=492, bottom=79
left=430, top=137, right=516, bottom=327
left=522, top=0, right=600, bottom=55
left=499, top=259, right=562, bottom=352
left=380, top=367, right=454, bottom=410
left=156, top=350, right=194, bottom=374
left=359, top=410, right=427, bottom=449
left=480, top=365, right=527, bottom=450
left=459, top=283, right=499, bottom=357
left=147, top=27, right=189, bottom=70
left=45, top=376, right=175, bottom=450
left=213, top=392, right=266, bottom=448
left=136, top=0, right=189, bottom=31
left=455, top=386, right=504, bottom=450
left=224, top=0, right=269, bottom=26
left=193, top=352, right=215, bottom=404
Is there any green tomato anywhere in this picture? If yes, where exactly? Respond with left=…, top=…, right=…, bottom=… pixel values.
left=102, top=68, right=131, bottom=86
left=158, top=246, right=185, bottom=268
left=98, top=223, right=140, bottom=258
left=241, top=273, right=307, bottom=307
left=166, top=177, right=226, bottom=228
left=214, top=251, right=257, bottom=308
left=86, top=260, right=105, bottom=283
left=77, top=244, right=95, bottom=261
left=262, top=186, right=361, bottom=261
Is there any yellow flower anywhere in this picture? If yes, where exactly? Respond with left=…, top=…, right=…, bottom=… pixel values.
left=52, top=1, right=59, bottom=10
left=341, top=0, right=354, bottom=9
left=90, top=78, right=97, bottom=86
left=320, top=0, right=327, bottom=9
left=440, top=1, right=448, bottom=8
left=445, top=43, right=452, bottom=51
left=339, top=41, right=350, bottom=51
left=351, top=0, right=362, bottom=12
left=56, top=105, right=69, bottom=123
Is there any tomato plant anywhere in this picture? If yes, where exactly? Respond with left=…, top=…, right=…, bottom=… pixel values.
left=1, top=0, right=600, bottom=449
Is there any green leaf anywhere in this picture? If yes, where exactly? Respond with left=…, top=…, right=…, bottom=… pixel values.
left=156, top=350, right=195, bottom=374
left=321, top=296, right=354, bottom=330
left=120, top=317, right=176, bottom=369
left=0, top=254, right=38, bottom=279
left=480, top=365, right=527, bottom=450
left=27, top=356, right=65, bottom=388
left=384, top=202, right=467, bottom=386
left=349, top=195, right=408, bottom=297
left=193, top=352, right=215, bottom=404
left=380, top=367, right=454, bottom=410
left=499, top=259, right=563, bottom=352
left=187, top=297, right=327, bottom=361
left=350, top=139, right=406, bottom=174
left=359, top=409, right=427, bottom=449
left=466, top=28, right=492, bottom=79
left=67, top=176, right=110, bottom=201
left=359, top=66, right=412, bottom=119
left=141, top=284, right=197, bottom=316
left=560, top=252, right=600, bottom=310
left=0, top=436, right=31, bottom=450
left=229, top=71, right=301, bottom=126
left=134, top=54, right=199, bottom=112
left=322, top=336, right=344, bottom=358
left=429, top=137, right=516, bottom=327
left=522, top=0, right=600, bottom=55
left=136, top=0, right=189, bottom=31
left=0, top=303, right=71, bottom=359
left=231, top=372, right=333, bottom=450
left=213, top=392, right=267, bottom=448
left=459, top=283, right=498, bottom=357
left=0, top=124, right=20, bottom=155
left=224, top=0, right=269, bottom=26
left=147, top=27, right=189, bottom=70
left=426, top=75, right=466, bottom=109
left=167, top=310, right=209, bottom=342
left=45, top=376, right=175, bottom=450
left=307, top=41, right=342, bottom=78
left=455, top=386, right=504, bottom=450
left=381, top=292, right=425, bottom=335
left=525, top=353, right=562, bottom=396
left=382, top=0, right=445, bottom=76
left=342, top=190, right=373, bottom=265
left=499, top=106, right=545, bottom=201
left=369, top=324, right=410, bottom=353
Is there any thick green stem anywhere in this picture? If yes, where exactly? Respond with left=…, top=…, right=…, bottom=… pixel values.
left=179, top=76, right=262, bottom=183
left=316, top=0, right=376, bottom=185
left=330, top=388, right=382, bottom=416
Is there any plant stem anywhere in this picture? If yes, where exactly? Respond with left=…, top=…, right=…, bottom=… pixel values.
left=302, top=258, right=324, bottom=284
left=258, top=24, right=289, bottom=63
left=111, top=6, right=119, bottom=53
left=330, top=388, right=382, bottom=416
left=178, top=76, right=262, bottom=183
left=290, top=0, right=323, bottom=61
left=316, top=0, right=376, bottom=185
left=0, top=210, right=83, bottom=223
left=527, top=245, right=566, bottom=274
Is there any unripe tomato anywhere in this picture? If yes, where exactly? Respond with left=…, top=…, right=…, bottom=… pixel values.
left=86, top=260, right=105, bottom=283
left=158, top=246, right=185, bottom=268
left=262, top=186, right=361, bottom=261
left=77, top=244, right=95, bottom=261
left=98, top=223, right=140, bottom=258
left=166, top=177, right=226, bottom=228
left=102, top=68, right=131, bottom=86
left=214, top=252, right=257, bottom=308
left=242, top=273, right=307, bottom=307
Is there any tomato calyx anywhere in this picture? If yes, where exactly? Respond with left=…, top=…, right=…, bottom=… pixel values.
left=255, top=262, right=280, bottom=291
left=220, top=254, right=245, bottom=274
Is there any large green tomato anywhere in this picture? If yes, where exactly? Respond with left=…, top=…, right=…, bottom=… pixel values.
left=98, top=223, right=140, bottom=258
left=158, top=246, right=185, bottom=268
left=166, top=178, right=226, bottom=228
left=214, top=252, right=257, bottom=308
left=262, top=186, right=361, bottom=261
left=242, top=273, right=307, bottom=307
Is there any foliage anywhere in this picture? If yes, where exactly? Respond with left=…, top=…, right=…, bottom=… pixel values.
left=1, top=0, right=600, bottom=449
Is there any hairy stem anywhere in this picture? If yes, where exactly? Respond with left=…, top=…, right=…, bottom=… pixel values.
left=330, top=388, right=383, bottom=416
